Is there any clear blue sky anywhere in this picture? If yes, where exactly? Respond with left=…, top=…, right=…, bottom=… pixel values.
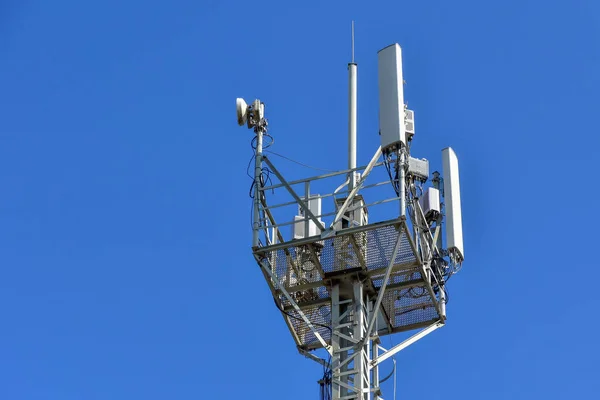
left=0, top=0, right=598, bottom=399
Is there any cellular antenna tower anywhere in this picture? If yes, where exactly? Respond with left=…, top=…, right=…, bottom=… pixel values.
left=237, top=29, right=465, bottom=400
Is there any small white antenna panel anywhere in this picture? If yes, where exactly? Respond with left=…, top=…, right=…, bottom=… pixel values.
left=420, top=187, right=440, bottom=221
left=405, top=109, right=415, bottom=139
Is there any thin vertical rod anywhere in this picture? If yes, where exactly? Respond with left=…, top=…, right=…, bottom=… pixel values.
left=304, top=181, right=310, bottom=238
left=353, top=281, right=369, bottom=399
left=399, top=151, right=406, bottom=217
left=432, top=171, right=444, bottom=252
left=351, top=21, right=355, bottom=63
left=393, top=359, right=397, bottom=400
left=331, top=285, right=341, bottom=399
left=252, top=127, right=264, bottom=247
left=371, top=300, right=381, bottom=400
left=348, top=22, right=357, bottom=191
left=439, top=283, right=446, bottom=318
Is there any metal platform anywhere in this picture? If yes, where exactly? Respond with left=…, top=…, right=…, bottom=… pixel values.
left=254, top=218, right=443, bottom=350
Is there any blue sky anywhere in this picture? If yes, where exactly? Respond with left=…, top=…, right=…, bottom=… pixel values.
left=1, top=0, right=598, bottom=399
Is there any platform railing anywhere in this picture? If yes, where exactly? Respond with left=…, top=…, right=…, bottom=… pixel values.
left=254, top=156, right=401, bottom=247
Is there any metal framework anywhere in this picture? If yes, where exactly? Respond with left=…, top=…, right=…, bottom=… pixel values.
left=240, top=33, right=463, bottom=400
left=248, top=119, right=453, bottom=399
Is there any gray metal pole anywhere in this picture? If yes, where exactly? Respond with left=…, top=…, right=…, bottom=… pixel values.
left=432, top=171, right=444, bottom=253
left=353, top=281, right=369, bottom=399
left=252, top=127, right=264, bottom=247
left=371, top=300, right=381, bottom=400
left=331, top=284, right=341, bottom=399
left=399, top=151, right=406, bottom=217
left=348, top=22, right=357, bottom=191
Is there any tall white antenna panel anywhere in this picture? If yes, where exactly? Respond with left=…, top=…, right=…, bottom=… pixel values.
left=378, top=43, right=406, bottom=152
left=442, top=147, right=464, bottom=261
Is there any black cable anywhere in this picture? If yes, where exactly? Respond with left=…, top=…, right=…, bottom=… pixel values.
left=250, top=133, right=274, bottom=150
left=265, top=150, right=335, bottom=172
left=247, top=149, right=272, bottom=229
left=246, top=154, right=255, bottom=180
left=319, top=353, right=332, bottom=400
left=379, top=361, right=396, bottom=384
left=246, top=126, right=274, bottom=231
left=263, top=133, right=274, bottom=149
left=443, top=266, right=455, bottom=282
left=248, top=166, right=273, bottom=199
left=247, top=137, right=257, bottom=199
left=273, top=293, right=335, bottom=400
left=272, top=297, right=332, bottom=333
left=407, top=287, right=428, bottom=298
left=318, top=304, right=331, bottom=317
left=249, top=197, right=253, bottom=230
left=384, top=157, right=400, bottom=196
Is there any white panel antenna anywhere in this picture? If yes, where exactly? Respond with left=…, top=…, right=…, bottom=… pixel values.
left=378, top=44, right=406, bottom=152
left=442, top=147, right=464, bottom=261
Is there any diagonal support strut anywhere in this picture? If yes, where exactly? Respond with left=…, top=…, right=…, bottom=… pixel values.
left=258, top=259, right=333, bottom=355
left=330, top=146, right=382, bottom=229
left=363, top=222, right=405, bottom=342
left=262, top=156, right=325, bottom=232
left=370, top=320, right=444, bottom=367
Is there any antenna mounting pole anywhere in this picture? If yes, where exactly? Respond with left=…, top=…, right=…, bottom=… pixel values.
left=348, top=21, right=357, bottom=191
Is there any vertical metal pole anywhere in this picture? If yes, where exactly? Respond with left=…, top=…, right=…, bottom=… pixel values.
left=371, top=300, right=381, bottom=400
left=331, top=284, right=341, bottom=399
left=353, top=281, right=369, bottom=399
left=431, top=171, right=440, bottom=190
left=353, top=282, right=364, bottom=398
left=348, top=21, right=357, bottom=191
left=411, top=192, right=419, bottom=256
left=432, top=171, right=444, bottom=253
left=393, top=359, right=397, bottom=400
left=439, top=283, right=447, bottom=318
left=252, top=127, right=264, bottom=247
left=304, top=181, right=310, bottom=238
left=340, top=301, right=349, bottom=399
left=399, top=151, right=406, bottom=217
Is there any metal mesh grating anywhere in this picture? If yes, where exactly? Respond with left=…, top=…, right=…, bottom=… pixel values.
left=284, top=302, right=332, bottom=347
left=370, top=269, right=422, bottom=289
left=255, top=220, right=441, bottom=348
left=382, top=287, right=439, bottom=329
left=264, top=223, right=415, bottom=285
left=364, top=224, right=415, bottom=270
